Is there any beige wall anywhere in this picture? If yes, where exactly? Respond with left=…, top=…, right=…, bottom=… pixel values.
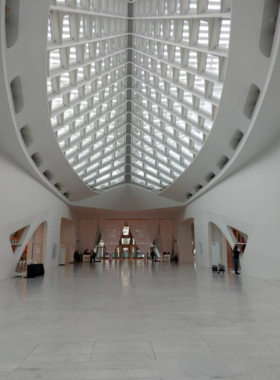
left=60, top=220, right=76, bottom=264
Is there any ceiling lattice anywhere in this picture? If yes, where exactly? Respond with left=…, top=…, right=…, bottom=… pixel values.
left=47, top=0, right=231, bottom=192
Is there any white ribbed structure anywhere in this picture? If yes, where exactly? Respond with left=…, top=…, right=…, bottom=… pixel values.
left=47, top=0, right=231, bottom=191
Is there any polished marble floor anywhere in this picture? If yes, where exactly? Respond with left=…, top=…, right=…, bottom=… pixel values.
left=0, top=261, right=280, bottom=379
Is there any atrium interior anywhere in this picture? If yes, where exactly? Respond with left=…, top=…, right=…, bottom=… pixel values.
left=1, top=0, right=280, bottom=378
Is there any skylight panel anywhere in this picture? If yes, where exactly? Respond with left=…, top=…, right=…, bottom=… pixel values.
left=155, top=151, right=166, bottom=163
left=195, top=142, right=202, bottom=151
left=175, top=0, right=180, bottom=13
left=171, top=161, right=184, bottom=173
left=212, top=82, right=223, bottom=99
left=60, top=72, right=70, bottom=88
left=205, top=54, right=219, bottom=76
left=111, top=176, right=124, bottom=186
left=181, top=147, right=193, bottom=159
left=84, top=44, right=90, bottom=60
left=174, top=47, right=181, bottom=63
left=100, top=165, right=111, bottom=174
left=52, top=96, right=64, bottom=111
left=189, top=0, right=197, bottom=12
left=218, top=20, right=231, bottom=49
left=64, top=108, right=74, bottom=119
left=147, top=183, right=161, bottom=191
left=96, top=174, right=110, bottom=184
left=69, top=46, right=77, bottom=64
left=197, top=21, right=209, bottom=46
left=204, top=119, right=213, bottom=130
left=131, top=176, right=145, bottom=187
left=76, top=0, right=83, bottom=9
left=132, top=157, right=143, bottom=167
left=188, top=51, right=198, bottom=68
left=182, top=21, right=189, bottom=43
left=66, top=146, right=77, bottom=157
left=47, top=78, right=52, bottom=94
left=51, top=117, right=57, bottom=127
left=194, top=76, right=205, bottom=93
left=169, top=20, right=174, bottom=40
left=90, top=153, right=101, bottom=162
left=79, top=17, right=87, bottom=39
left=199, top=99, right=212, bottom=115
left=167, top=138, right=177, bottom=149
left=179, top=71, right=187, bottom=84
left=144, top=155, right=155, bottom=165
left=95, top=183, right=109, bottom=190
left=79, top=149, right=89, bottom=159
left=84, top=172, right=97, bottom=181
left=70, top=132, right=81, bottom=142
left=176, top=120, right=186, bottom=131
left=179, top=133, right=190, bottom=144
left=191, top=126, right=203, bottom=140
left=92, top=18, right=96, bottom=36
left=188, top=110, right=198, bottom=123
left=112, top=167, right=125, bottom=176
left=47, top=17, right=52, bottom=42
left=62, top=15, right=71, bottom=40
left=169, top=150, right=180, bottom=161
left=155, top=142, right=165, bottom=152
left=132, top=167, right=144, bottom=177
left=57, top=125, right=69, bottom=137
left=165, top=125, right=175, bottom=136
left=147, top=174, right=160, bottom=184
left=49, top=49, right=61, bottom=70
left=207, top=0, right=221, bottom=11
left=184, top=91, right=193, bottom=105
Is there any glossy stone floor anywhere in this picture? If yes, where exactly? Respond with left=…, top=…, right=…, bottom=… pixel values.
left=1, top=261, right=280, bottom=379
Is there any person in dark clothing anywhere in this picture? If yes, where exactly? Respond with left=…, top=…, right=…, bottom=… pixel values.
left=233, top=245, right=240, bottom=275
left=150, top=250, right=156, bottom=261
left=90, top=249, right=96, bottom=263
left=74, top=250, right=80, bottom=263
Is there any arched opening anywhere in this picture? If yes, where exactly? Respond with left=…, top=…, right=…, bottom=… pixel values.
left=178, top=218, right=195, bottom=263
left=209, top=222, right=229, bottom=269
left=228, top=226, right=248, bottom=253
left=14, top=221, right=47, bottom=277
left=209, top=223, right=248, bottom=273
left=60, top=218, right=76, bottom=265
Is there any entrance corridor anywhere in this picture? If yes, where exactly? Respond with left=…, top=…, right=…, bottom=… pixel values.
left=0, top=262, right=280, bottom=379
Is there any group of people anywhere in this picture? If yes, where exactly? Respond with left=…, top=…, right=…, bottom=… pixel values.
left=74, top=249, right=97, bottom=263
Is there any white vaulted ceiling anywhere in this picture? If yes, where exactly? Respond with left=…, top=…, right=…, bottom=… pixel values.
left=47, top=0, right=231, bottom=193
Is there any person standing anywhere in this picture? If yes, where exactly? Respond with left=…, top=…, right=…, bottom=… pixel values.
left=233, top=245, right=240, bottom=275
left=90, top=249, right=95, bottom=264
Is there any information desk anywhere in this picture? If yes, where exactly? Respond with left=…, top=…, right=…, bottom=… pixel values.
left=27, top=264, right=45, bottom=278
left=83, top=254, right=91, bottom=263
left=162, top=254, right=171, bottom=262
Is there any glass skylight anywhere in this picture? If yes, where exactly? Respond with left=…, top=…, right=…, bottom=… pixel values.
left=47, top=0, right=231, bottom=192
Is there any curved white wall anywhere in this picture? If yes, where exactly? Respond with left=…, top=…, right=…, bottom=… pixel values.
left=161, top=0, right=280, bottom=203
left=177, top=134, right=280, bottom=280
left=0, top=150, right=76, bottom=280
left=0, top=0, right=97, bottom=202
